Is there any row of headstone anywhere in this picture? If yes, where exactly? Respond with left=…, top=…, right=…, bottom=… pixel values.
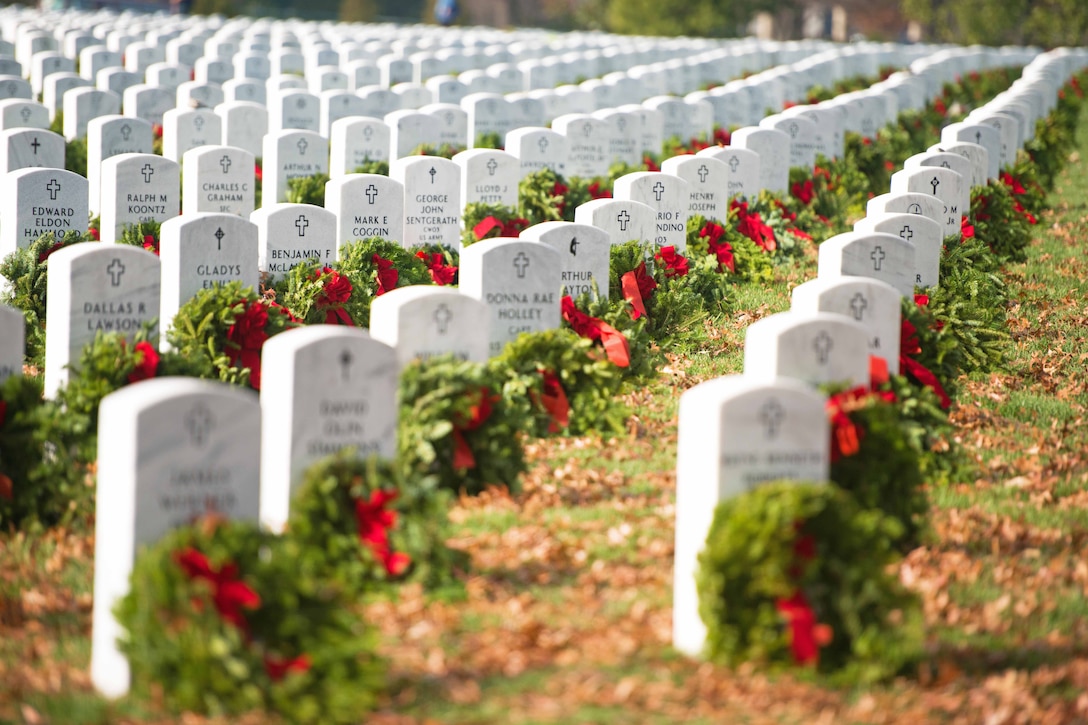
left=670, top=45, right=1088, bottom=658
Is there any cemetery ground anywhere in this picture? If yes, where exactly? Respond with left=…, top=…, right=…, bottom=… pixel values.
left=4, top=101, right=1088, bottom=725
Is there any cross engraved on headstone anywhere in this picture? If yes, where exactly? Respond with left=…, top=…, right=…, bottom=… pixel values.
left=46, top=179, right=60, bottom=200
left=788, top=121, right=799, bottom=138
left=870, top=245, right=886, bottom=271
left=697, top=164, right=709, bottom=183
left=849, top=292, right=868, bottom=321
left=434, top=303, right=452, bottom=334
left=106, top=258, right=125, bottom=287
left=652, top=181, right=665, bottom=202
left=365, top=184, right=378, bottom=203
left=582, top=121, right=592, bottom=137
left=728, top=155, right=740, bottom=172
left=898, top=225, right=913, bottom=241
left=444, top=111, right=454, bottom=125
left=618, top=118, right=627, bottom=132
left=19, top=106, right=30, bottom=122
left=214, top=226, right=225, bottom=250
left=617, top=210, right=630, bottom=231
left=339, top=349, right=352, bottom=381
left=30, top=137, right=40, bottom=155
left=141, top=163, right=154, bottom=183
left=184, top=404, right=214, bottom=447
left=428, top=166, right=436, bottom=184
left=930, top=176, right=940, bottom=195
left=220, top=155, right=231, bottom=173
left=813, top=331, right=833, bottom=364
left=759, top=398, right=784, bottom=438
left=486, top=158, right=498, bottom=176
left=295, top=96, right=306, bottom=110
left=513, top=251, right=530, bottom=278
left=194, top=116, right=205, bottom=131
left=363, top=125, right=373, bottom=139
left=538, top=137, right=548, bottom=153
left=295, top=215, right=308, bottom=236
left=297, top=138, right=308, bottom=155
left=120, top=123, right=132, bottom=141
left=568, top=236, right=579, bottom=256
left=975, top=130, right=982, bottom=144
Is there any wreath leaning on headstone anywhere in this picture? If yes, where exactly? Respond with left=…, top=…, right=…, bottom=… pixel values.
left=116, top=516, right=385, bottom=724
left=696, top=481, right=923, bottom=682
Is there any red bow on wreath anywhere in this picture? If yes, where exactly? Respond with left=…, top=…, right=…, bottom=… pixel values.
left=354, top=489, right=411, bottom=577
left=264, top=652, right=312, bottom=681
left=175, top=547, right=261, bottom=632
left=452, top=387, right=498, bottom=470
left=226, top=300, right=270, bottom=390
left=415, top=251, right=457, bottom=285
left=700, top=222, right=735, bottom=273
left=372, top=254, right=398, bottom=296
left=535, top=370, right=570, bottom=433
left=620, top=261, right=657, bottom=320
left=473, top=216, right=529, bottom=240
left=560, top=296, right=630, bottom=368
left=314, top=267, right=355, bottom=325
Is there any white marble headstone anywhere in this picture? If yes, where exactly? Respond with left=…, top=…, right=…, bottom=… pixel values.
left=613, top=171, right=692, bottom=251
left=744, top=311, right=870, bottom=388
left=158, top=213, right=260, bottom=340
left=44, top=244, right=161, bottom=397
left=0, top=127, right=64, bottom=172
left=505, top=126, right=567, bottom=177
left=817, top=230, right=916, bottom=297
left=261, top=129, right=329, bottom=205
left=0, top=304, right=25, bottom=382
left=325, top=173, right=405, bottom=249
left=673, top=375, right=828, bottom=656
left=88, top=115, right=153, bottom=216
left=459, top=238, right=562, bottom=357
left=792, top=276, right=902, bottom=374
left=520, top=221, right=610, bottom=300
left=453, top=148, right=519, bottom=211
left=182, top=145, right=255, bottom=217
left=0, top=167, right=88, bottom=259
left=370, top=285, right=491, bottom=366
left=573, top=198, right=656, bottom=247
left=696, top=146, right=762, bottom=201
left=252, top=203, right=337, bottom=280
left=91, top=378, right=261, bottom=698
left=99, top=153, right=180, bottom=243
left=259, top=326, right=398, bottom=532
left=390, top=156, right=461, bottom=250
left=854, top=212, right=941, bottom=289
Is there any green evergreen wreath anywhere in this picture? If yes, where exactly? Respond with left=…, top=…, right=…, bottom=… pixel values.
left=696, top=481, right=922, bottom=682
left=287, top=452, right=465, bottom=592
left=116, top=518, right=384, bottom=722
left=0, top=230, right=93, bottom=365
left=397, top=355, right=528, bottom=495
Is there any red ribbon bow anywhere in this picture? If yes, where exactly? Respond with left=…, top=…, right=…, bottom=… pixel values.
left=776, top=591, right=833, bottom=665
left=372, top=254, right=398, bottom=296
left=560, top=296, right=631, bottom=368
left=790, top=179, right=815, bottom=206
left=142, top=234, right=159, bottom=255
left=654, top=245, right=689, bottom=278
left=961, top=216, right=975, bottom=239
left=473, top=215, right=529, bottom=241
left=174, top=547, right=261, bottom=632
left=264, top=653, right=312, bottom=681
left=900, top=319, right=951, bottom=409
left=452, top=387, right=497, bottom=470
left=415, top=251, right=457, bottom=285
left=226, top=300, right=271, bottom=390
left=314, top=267, right=354, bottom=325
left=588, top=181, right=611, bottom=199
left=620, top=261, right=657, bottom=320
left=536, top=370, right=570, bottom=433
left=731, top=200, right=776, bottom=252
left=127, top=341, right=160, bottom=384
left=700, top=222, right=736, bottom=273
left=354, top=489, right=411, bottom=576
